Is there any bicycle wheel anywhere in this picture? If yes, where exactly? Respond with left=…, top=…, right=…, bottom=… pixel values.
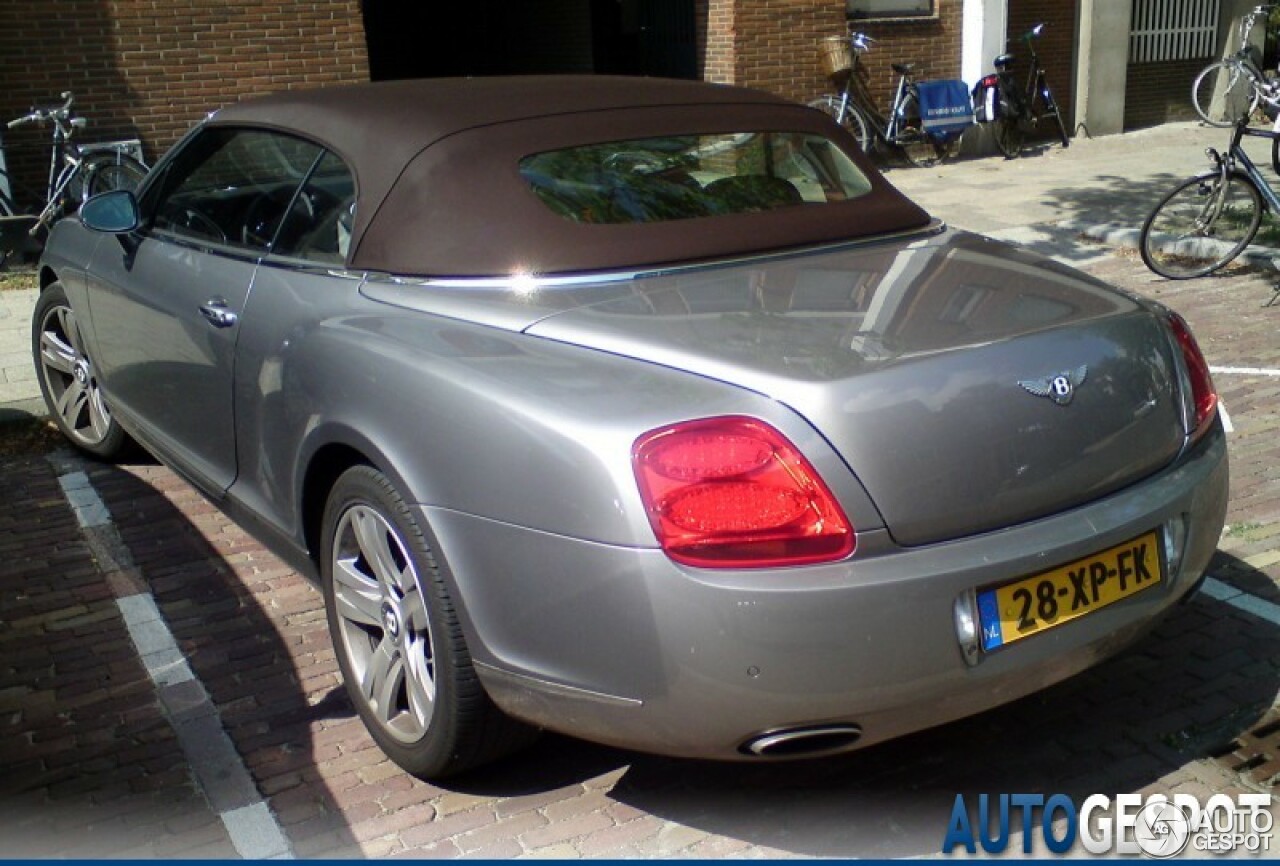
left=1140, top=170, right=1263, bottom=279
left=895, top=126, right=950, bottom=168
left=808, top=95, right=873, bottom=154
left=83, top=153, right=148, bottom=199
left=1192, top=61, right=1260, bottom=127
left=992, top=114, right=1024, bottom=159
left=933, top=133, right=963, bottom=162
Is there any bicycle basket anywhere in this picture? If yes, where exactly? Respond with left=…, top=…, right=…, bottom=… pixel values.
left=818, top=35, right=853, bottom=78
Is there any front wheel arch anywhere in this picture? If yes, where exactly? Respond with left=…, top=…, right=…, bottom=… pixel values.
left=39, top=265, right=59, bottom=290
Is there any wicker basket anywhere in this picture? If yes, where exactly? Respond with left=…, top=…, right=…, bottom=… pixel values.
left=818, top=35, right=853, bottom=78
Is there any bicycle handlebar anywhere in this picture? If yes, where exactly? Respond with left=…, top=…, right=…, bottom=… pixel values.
left=848, top=30, right=876, bottom=53
left=8, top=91, right=76, bottom=129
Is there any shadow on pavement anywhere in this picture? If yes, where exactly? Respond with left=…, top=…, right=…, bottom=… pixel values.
left=0, top=451, right=367, bottom=857
left=0, top=453, right=249, bottom=856
left=6, top=440, right=1276, bottom=858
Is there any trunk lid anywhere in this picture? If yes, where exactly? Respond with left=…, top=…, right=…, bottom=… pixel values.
left=527, top=231, right=1185, bottom=546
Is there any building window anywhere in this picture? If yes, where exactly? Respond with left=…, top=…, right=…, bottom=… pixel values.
left=847, top=0, right=933, bottom=19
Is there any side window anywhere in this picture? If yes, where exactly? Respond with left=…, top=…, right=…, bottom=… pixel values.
left=271, top=151, right=356, bottom=265
left=150, top=128, right=322, bottom=253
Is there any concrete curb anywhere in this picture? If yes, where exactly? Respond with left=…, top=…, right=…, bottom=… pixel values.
left=0, top=397, right=46, bottom=426
left=1073, top=219, right=1280, bottom=272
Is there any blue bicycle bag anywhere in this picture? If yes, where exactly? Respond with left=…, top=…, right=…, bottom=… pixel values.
left=917, top=79, right=975, bottom=140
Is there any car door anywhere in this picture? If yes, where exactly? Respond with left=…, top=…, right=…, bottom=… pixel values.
left=85, top=126, right=323, bottom=495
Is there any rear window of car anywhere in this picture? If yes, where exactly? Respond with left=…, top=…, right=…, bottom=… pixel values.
left=519, top=131, right=874, bottom=225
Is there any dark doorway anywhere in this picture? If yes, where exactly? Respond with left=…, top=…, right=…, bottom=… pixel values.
left=362, top=0, right=697, bottom=81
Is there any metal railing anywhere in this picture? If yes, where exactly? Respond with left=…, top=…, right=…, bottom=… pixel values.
left=1130, top=0, right=1221, bottom=63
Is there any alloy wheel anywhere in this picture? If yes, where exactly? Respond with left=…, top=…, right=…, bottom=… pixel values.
left=330, top=503, right=437, bottom=743
left=37, top=303, right=114, bottom=447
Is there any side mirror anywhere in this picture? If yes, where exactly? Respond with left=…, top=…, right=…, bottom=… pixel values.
left=80, top=189, right=140, bottom=233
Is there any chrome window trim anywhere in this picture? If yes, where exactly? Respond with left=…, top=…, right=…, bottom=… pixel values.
left=145, top=227, right=265, bottom=265
left=363, top=218, right=946, bottom=291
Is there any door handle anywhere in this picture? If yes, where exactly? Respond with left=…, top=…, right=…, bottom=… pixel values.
left=199, top=298, right=238, bottom=328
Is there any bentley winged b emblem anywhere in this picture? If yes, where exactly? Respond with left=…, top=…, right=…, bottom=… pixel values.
left=1019, top=365, right=1087, bottom=406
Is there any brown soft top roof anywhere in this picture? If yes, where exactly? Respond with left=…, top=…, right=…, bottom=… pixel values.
left=212, top=76, right=795, bottom=165
left=210, top=76, right=930, bottom=277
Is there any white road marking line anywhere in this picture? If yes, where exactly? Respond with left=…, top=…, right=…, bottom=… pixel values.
left=1202, top=577, right=1280, bottom=628
left=57, top=471, right=112, bottom=528
left=1218, top=403, right=1234, bottom=434
left=1209, top=365, right=1280, bottom=377
left=49, top=456, right=294, bottom=860
left=223, top=802, right=295, bottom=861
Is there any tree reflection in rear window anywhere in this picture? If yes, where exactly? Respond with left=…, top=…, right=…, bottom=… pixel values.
left=519, top=131, right=874, bottom=225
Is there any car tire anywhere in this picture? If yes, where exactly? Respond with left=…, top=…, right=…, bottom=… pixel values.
left=321, top=465, right=536, bottom=778
left=32, top=281, right=130, bottom=458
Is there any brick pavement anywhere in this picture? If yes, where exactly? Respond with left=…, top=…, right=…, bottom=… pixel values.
left=0, top=245, right=1277, bottom=858
left=0, top=456, right=237, bottom=858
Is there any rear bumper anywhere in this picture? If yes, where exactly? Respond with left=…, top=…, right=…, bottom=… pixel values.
left=421, top=424, right=1228, bottom=760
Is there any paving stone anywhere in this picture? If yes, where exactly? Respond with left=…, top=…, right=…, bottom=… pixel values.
left=455, top=809, right=548, bottom=853
left=576, top=814, right=665, bottom=856
left=520, top=841, right=581, bottom=859
left=400, top=806, right=496, bottom=849
left=518, top=809, right=614, bottom=850
left=433, top=790, right=496, bottom=816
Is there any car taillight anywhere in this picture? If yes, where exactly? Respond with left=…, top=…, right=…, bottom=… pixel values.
left=632, top=416, right=854, bottom=568
left=1167, top=311, right=1218, bottom=441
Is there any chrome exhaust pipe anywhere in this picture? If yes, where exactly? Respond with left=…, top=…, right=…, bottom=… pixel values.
left=740, top=724, right=862, bottom=758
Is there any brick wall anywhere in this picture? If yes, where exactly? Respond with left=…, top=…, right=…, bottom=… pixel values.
left=699, top=0, right=737, bottom=84
left=0, top=0, right=368, bottom=211
left=1125, top=59, right=1205, bottom=128
left=843, top=0, right=964, bottom=110
left=1006, top=0, right=1077, bottom=137
left=697, top=0, right=962, bottom=113
left=730, top=0, right=847, bottom=104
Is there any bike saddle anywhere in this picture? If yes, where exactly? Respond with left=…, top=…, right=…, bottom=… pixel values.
left=994, top=53, right=1015, bottom=68
left=892, top=62, right=917, bottom=75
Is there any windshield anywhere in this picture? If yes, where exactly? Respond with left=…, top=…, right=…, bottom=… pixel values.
left=519, top=131, right=875, bottom=225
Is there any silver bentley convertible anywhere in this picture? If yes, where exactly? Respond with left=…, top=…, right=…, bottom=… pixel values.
left=33, top=76, right=1228, bottom=778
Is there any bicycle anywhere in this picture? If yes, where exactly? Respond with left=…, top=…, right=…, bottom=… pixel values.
left=972, top=23, right=1069, bottom=158
left=0, top=92, right=148, bottom=266
left=1191, top=4, right=1279, bottom=128
left=808, top=31, right=963, bottom=168
left=1139, top=118, right=1278, bottom=279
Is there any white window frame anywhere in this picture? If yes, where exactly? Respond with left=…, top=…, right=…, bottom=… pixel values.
left=847, top=0, right=935, bottom=20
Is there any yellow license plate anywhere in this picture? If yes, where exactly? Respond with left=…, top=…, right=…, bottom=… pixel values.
left=976, top=531, right=1163, bottom=651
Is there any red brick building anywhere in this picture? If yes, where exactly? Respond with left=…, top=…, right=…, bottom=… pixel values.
left=0, top=0, right=1241, bottom=209
left=0, top=0, right=367, bottom=209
